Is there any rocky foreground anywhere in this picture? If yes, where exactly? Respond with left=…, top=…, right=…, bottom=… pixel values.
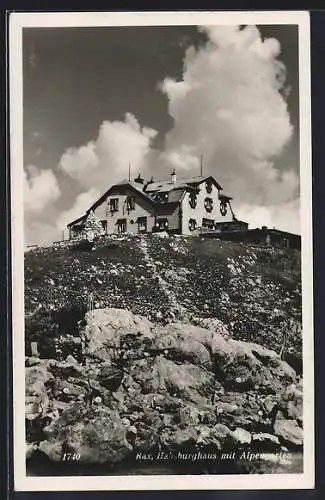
left=26, top=307, right=303, bottom=475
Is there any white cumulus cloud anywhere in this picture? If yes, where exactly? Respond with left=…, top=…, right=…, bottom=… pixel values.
left=237, top=198, right=300, bottom=234
left=160, top=24, right=298, bottom=210
left=59, top=112, right=157, bottom=189
left=56, top=188, right=100, bottom=229
left=24, top=165, right=60, bottom=213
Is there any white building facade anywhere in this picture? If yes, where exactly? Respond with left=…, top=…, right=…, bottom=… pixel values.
left=67, top=171, right=248, bottom=238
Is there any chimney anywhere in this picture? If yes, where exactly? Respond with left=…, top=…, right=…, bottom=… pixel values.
left=134, top=173, right=144, bottom=185
left=171, top=169, right=177, bottom=184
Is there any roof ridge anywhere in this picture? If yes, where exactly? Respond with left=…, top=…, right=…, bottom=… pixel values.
left=147, top=174, right=206, bottom=182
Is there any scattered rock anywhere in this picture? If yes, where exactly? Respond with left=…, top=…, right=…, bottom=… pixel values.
left=97, top=363, right=124, bottom=392
left=231, top=427, right=252, bottom=444
left=25, top=357, right=42, bottom=367
left=38, top=440, right=63, bottom=461
left=48, top=359, right=84, bottom=378
left=25, top=363, right=53, bottom=421
left=26, top=442, right=39, bottom=459
left=192, top=317, right=231, bottom=340
left=65, top=355, right=79, bottom=365
left=279, top=383, right=303, bottom=420
left=25, top=306, right=302, bottom=472
left=41, top=404, right=132, bottom=464
left=174, top=427, right=198, bottom=446
left=215, top=402, right=239, bottom=414
left=251, top=433, right=280, bottom=451
left=274, top=419, right=303, bottom=449
left=47, top=378, right=86, bottom=403
left=213, top=423, right=233, bottom=445
left=175, top=404, right=203, bottom=426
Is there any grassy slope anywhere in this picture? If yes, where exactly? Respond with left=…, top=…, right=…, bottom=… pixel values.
left=24, top=235, right=302, bottom=358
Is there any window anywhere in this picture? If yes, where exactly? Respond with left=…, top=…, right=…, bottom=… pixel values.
left=71, top=226, right=82, bottom=239
left=110, top=198, right=119, bottom=212
left=101, top=220, right=107, bottom=233
left=138, top=217, right=147, bottom=233
left=126, top=196, right=136, bottom=211
left=220, top=200, right=228, bottom=216
left=156, top=218, right=168, bottom=231
left=204, top=197, right=213, bottom=213
left=189, top=192, right=197, bottom=209
left=155, top=192, right=169, bottom=203
left=202, top=218, right=215, bottom=230
left=205, top=181, right=213, bottom=194
left=117, top=219, right=127, bottom=233
left=188, top=219, right=197, bottom=231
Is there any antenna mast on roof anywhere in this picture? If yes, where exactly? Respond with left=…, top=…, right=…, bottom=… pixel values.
left=128, top=162, right=131, bottom=181
left=200, top=154, right=203, bottom=177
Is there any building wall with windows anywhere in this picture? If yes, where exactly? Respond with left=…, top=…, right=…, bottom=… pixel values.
left=155, top=203, right=180, bottom=233
left=92, top=189, right=155, bottom=234
left=67, top=175, right=242, bottom=238
left=180, top=182, right=234, bottom=235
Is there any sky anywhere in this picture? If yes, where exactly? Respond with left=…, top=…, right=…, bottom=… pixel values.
left=23, top=24, right=300, bottom=246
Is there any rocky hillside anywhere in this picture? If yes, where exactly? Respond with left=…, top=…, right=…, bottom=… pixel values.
left=25, top=234, right=303, bottom=475
left=25, top=234, right=302, bottom=363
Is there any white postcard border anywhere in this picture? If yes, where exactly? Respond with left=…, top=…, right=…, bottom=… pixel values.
left=9, top=10, right=314, bottom=491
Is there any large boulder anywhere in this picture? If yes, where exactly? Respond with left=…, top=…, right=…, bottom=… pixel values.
left=149, top=322, right=295, bottom=394
left=220, top=340, right=295, bottom=392
left=81, top=308, right=154, bottom=361
left=40, top=403, right=132, bottom=464
left=134, top=356, right=213, bottom=405
left=80, top=310, right=296, bottom=397
left=151, top=322, right=233, bottom=369
left=150, top=323, right=212, bottom=367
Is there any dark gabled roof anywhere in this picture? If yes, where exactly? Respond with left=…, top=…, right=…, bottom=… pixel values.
left=67, top=180, right=156, bottom=228
left=150, top=188, right=187, bottom=204
left=67, top=180, right=164, bottom=228
left=144, top=175, right=222, bottom=193
left=219, top=192, right=233, bottom=201
left=67, top=213, right=87, bottom=228
left=88, top=180, right=156, bottom=213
